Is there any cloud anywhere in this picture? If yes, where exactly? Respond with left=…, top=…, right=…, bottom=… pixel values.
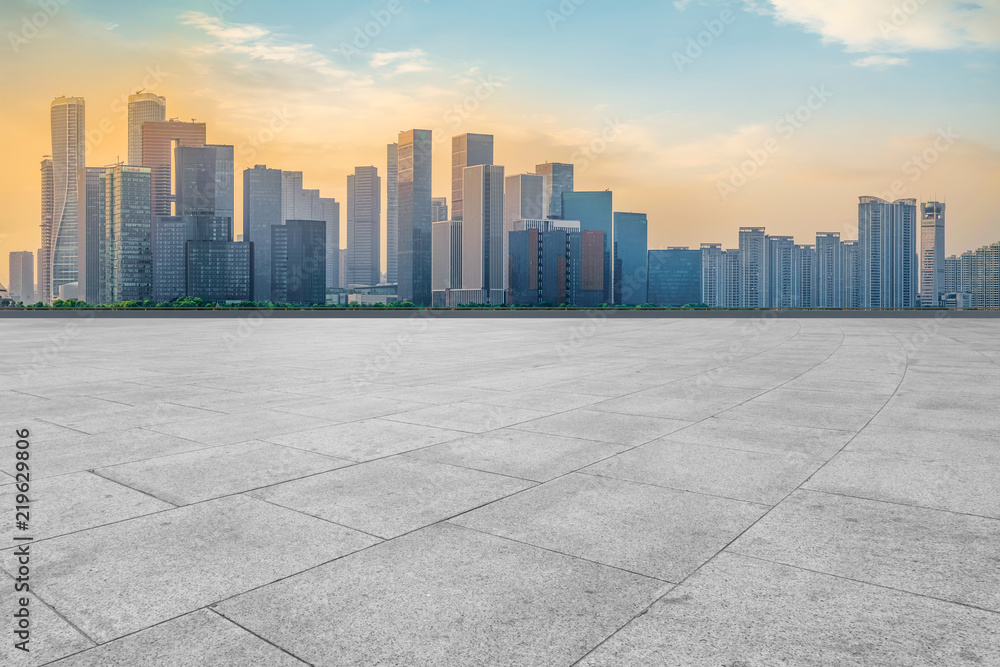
left=749, top=0, right=1000, bottom=53
left=179, top=11, right=351, bottom=79
left=852, top=54, right=909, bottom=68
left=370, top=49, right=431, bottom=75
left=673, top=0, right=698, bottom=10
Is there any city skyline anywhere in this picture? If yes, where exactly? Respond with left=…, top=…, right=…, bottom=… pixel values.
left=2, top=0, right=998, bottom=287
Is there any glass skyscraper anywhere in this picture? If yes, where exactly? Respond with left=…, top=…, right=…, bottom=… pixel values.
left=347, top=166, right=381, bottom=286
left=104, top=165, right=153, bottom=303
left=175, top=145, right=235, bottom=221
left=535, top=163, right=574, bottom=219
left=613, top=212, right=648, bottom=305
left=647, top=248, right=702, bottom=307
left=140, top=120, right=206, bottom=217
left=272, top=220, right=326, bottom=305
left=398, top=129, right=433, bottom=305
left=563, top=191, right=613, bottom=304
left=49, top=96, right=86, bottom=303
left=462, top=164, right=505, bottom=304
left=387, top=143, right=399, bottom=285
left=78, top=166, right=106, bottom=304
left=451, top=133, right=494, bottom=222
left=243, top=165, right=282, bottom=301
left=127, top=93, right=166, bottom=167
left=920, top=201, right=946, bottom=306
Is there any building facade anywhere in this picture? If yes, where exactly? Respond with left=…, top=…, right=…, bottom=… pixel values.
left=614, top=212, right=648, bottom=305
left=105, top=165, right=153, bottom=303
left=452, top=133, right=494, bottom=222
left=243, top=165, right=283, bottom=301
left=140, top=120, right=206, bottom=217
left=535, top=163, right=574, bottom=219
left=8, top=252, right=34, bottom=304
left=77, top=167, right=106, bottom=304
left=175, top=144, right=235, bottom=220
left=271, top=220, right=326, bottom=305
left=431, top=197, right=449, bottom=223
left=346, top=166, right=381, bottom=286
left=563, top=191, right=613, bottom=304
left=387, top=143, right=399, bottom=285
left=462, top=164, right=506, bottom=305
left=127, top=93, right=166, bottom=167
left=739, top=227, right=767, bottom=308
left=648, top=248, right=702, bottom=307
left=48, top=97, right=86, bottom=303
left=398, top=130, right=433, bottom=305
left=858, top=196, right=918, bottom=308
left=920, top=201, right=946, bottom=306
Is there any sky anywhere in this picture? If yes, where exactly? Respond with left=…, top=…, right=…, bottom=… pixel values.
left=1, top=0, right=998, bottom=286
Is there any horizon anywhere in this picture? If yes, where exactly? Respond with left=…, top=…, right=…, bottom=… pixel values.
left=1, top=0, right=998, bottom=286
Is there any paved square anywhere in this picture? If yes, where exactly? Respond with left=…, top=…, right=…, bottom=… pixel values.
left=1, top=316, right=998, bottom=665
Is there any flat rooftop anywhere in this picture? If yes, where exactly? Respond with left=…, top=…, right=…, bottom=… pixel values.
left=1, top=317, right=998, bottom=666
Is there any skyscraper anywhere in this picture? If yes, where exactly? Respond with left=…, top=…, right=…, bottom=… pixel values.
left=452, top=133, right=494, bottom=222
left=347, top=166, right=381, bottom=286
left=815, top=232, right=847, bottom=308
left=535, top=163, right=574, bottom=219
left=614, top=212, right=648, bottom=305
left=701, top=243, right=724, bottom=307
left=920, top=201, right=946, bottom=307
left=765, top=235, right=794, bottom=308
left=140, top=120, right=206, bottom=217
left=272, top=220, right=326, bottom=305
left=387, top=143, right=399, bottom=284
left=563, top=191, right=613, bottom=304
left=858, top=196, right=918, bottom=308
left=647, top=248, right=702, bottom=307
left=793, top=244, right=818, bottom=308
left=78, top=167, right=106, bottom=304
left=8, top=252, right=34, bottom=304
left=739, top=227, right=767, bottom=308
left=462, top=164, right=505, bottom=305
left=49, top=96, right=86, bottom=302
left=723, top=249, right=741, bottom=308
left=281, top=171, right=339, bottom=289
left=431, top=197, right=449, bottom=223
left=127, top=93, right=166, bottom=167
left=398, top=129, right=433, bottom=305
left=104, top=165, right=153, bottom=303
left=39, top=157, right=53, bottom=303
left=843, top=239, right=861, bottom=308
left=243, top=165, right=283, bottom=301
left=432, top=220, right=463, bottom=306
left=175, top=145, right=235, bottom=222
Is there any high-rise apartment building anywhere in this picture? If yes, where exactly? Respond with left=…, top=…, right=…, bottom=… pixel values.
left=127, top=93, right=166, bottom=166
left=452, top=134, right=493, bottom=222
left=843, top=239, right=861, bottom=308
left=243, top=165, right=282, bottom=301
left=78, top=167, right=106, bottom=304
left=432, top=197, right=449, bottom=223
left=8, top=252, right=34, bottom=304
left=140, top=120, right=206, bottom=217
left=48, top=97, right=86, bottom=303
left=739, top=227, right=767, bottom=308
left=858, top=196, right=918, bottom=308
left=563, top=191, right=613, bottom=304
left=765, top=235, right=794, bottom=308
left=462, top=164, right=506, bottom=305
left=793, top=244, right=818, bottom=308
left=701, top=243, right=724, bottom=307
left=614, top=212, right=648, bottom=305
left=920, top=201, right=946, bottom=306
left=535, top=163, right=574, bottom=219
left=387, top=143, right=399, bottom=284
left=815, top=232, right=847, bottom=308
left=723, top=249, right=741, bottom=308
left=347, top=166, right=381, bottom=286
left=104, top=165, right=153, bottom=303
left=398, top=129, right=433, bottom=305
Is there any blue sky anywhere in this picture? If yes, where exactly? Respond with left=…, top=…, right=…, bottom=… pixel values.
left=1, top=0, right=998, bottom=279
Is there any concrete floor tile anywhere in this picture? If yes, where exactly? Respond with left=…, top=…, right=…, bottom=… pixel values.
left=265, top=418, right=467, bottom=462
left=732, top=490, right=1000, bottom=611
left=148, top=410, right=334, bottom=446
left=47, top=610, right=308, bottom=666
left=216, top=522, right=669, bottom=667
left=584, top=439, right=825, bottom=504
left=454, top=473, right=767, bottom=581
left=381, top=401, right=551, bottom=434
left=274, top=395, right=431, bottom=422
left=511, top=409, right=691, bottom=446
left=407, top=428, right=629, bottom=482
left=250, top=455, right=534, bottom=538
left=21, top=495, right=379, bottom=642
left=578, top=552, right=1000, bottom=667
left=97, top=441, right=350, bottom=505
left=716, top=401, right=876, bottom=432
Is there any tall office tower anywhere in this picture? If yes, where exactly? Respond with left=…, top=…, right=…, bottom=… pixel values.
left=920, top=201, right=946, bottom=306
left=452, top=133, right=494, bottom=222
left=339, top=249, right=347, bottom=289
left=8, top=252, right=34, bottom=303
left=504, top=173, right=544, bottom=284
left=815, top=232, right=846, bottom=308
left=320, top=197, right=340, bottom=289
left=793, top=244, right=818, bottom=308
left=613, top=212, right=648, bottom=305
left=647, top=248, right=702, bottom=307
left=271, top=220, right=326, bottom=305
left=140, top=120, right=207, bottom=217
left=281, top=171, right=339, bottom=289
left=462, top=164, right=505, bottom=305
left=387, top=143, right=399, bottom=284
left=151, top=216, right=192, bottom=303
left=431, top=220, right=463, bottom=306
left=39, top=158, right=54, bottom=303
left=739, top=227, right=767, bottom=308
left=243, top=165, right=282, bottom=301
left=398, top=129, right=433, bottom=305
left=346, top=166, right=381, bottom=286
left=508, top=228, right=541, bottom=306
left=535, top=163, right=575, bottom=219
left=765, top=235, right=794, bottom=308
left=49, top=96, right=86, bottom=302
left=175, top=145, right=235, bottom=223
left=186, top=216, right=252, bottom=303
left=432, top=197, right=449, bottom=223
left=104, top=166, right=153, bottom=303
left=858, top=196, right=918, bottom=308
left=700, top=243, right=724, bottom=307
left=127, top=93, right=166, bottom=166
left=77, top=167, right=106, bottom=304
left=563, top=191, right=613, bottom=303
left=568, top=230, right=606, bottom=307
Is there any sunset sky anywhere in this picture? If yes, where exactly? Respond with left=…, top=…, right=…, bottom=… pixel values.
left=1, top=0, right=998, bottom=286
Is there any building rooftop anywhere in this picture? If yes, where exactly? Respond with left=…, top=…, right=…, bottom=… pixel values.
left=1, top=317, right=998, bottom=665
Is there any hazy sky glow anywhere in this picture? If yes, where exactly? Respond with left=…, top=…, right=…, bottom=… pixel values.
left=1, top=0, right=998, bottom=284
